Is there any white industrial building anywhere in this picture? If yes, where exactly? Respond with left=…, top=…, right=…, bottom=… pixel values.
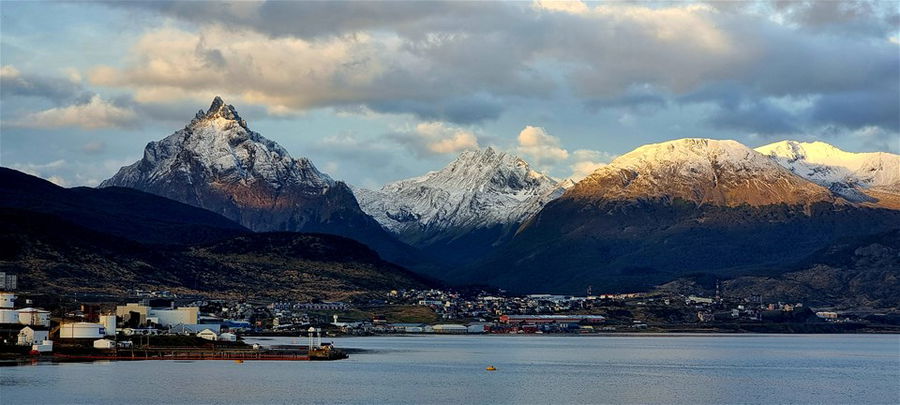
left=432, top=324, right=468, bottom=334
left=93, top=339, right=116, bottom=349
left=59, top=322, right=105, bottom=339
left=17, top=307, right=51, bottom=327
left=0, top=292, right=19, bottom=324
left=116, top=303, right=199, bottom=327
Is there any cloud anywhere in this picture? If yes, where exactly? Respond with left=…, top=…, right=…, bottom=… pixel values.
left=1, top=65, right=86, bottom=103
left=88, top=1, right=898, bottom=135
left=517, top=126, right=569, bottom=164
left=706, top=99, right=800, bottom=135
left=11, top=95, right=138, bottom=130
left=568, top=149, right=613, bottom=181
left=387, top=122, right=480, bottom=157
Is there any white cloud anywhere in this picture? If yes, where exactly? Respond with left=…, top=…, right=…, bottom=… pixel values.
left=0, top=65, right=21, bottom=79
left=533, top=0, right=589, bottom=15
left=12, top=95, right=137, bottom=130
left=389, top=122, right=480, bottom=157
left=568, top=149, right=613, bottom=181
left=517, top=126, right=569, bottom=164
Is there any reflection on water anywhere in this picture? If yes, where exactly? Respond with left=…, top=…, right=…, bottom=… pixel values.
left=1, top=334, right=898, bottom=404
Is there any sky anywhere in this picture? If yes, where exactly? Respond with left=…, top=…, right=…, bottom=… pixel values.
left=1, top=1, right=898, bottom=189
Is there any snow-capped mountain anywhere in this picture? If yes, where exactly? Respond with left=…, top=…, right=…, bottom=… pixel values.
left=461, top=138, right=900, bottom=294
left=755, top=141, right=900, bottom=205
left=101, top=97, right=422, bottom=268
left=354, top=147, right=564, bottom=263
left=101, top=96, right=335, bottom=198
left=568, top=138, right=833, bottom=207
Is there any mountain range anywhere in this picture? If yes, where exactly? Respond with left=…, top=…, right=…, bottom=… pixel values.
left=101, top=97, right=430, bottom=271
left=457, top=139, right=900, bottom=293
left=6, top=97, right=899, bottom=301
left=0, top=170, right=431, bottom=299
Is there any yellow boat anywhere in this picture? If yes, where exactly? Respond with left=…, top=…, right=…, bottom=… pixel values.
left=486, top=366, right=496, bottom=371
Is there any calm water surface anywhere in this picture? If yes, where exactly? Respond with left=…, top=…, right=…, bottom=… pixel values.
left=2, top=334, right=898, bottom=404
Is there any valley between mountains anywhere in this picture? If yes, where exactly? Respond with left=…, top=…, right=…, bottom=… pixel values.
left=4, top=97, right=899, bottom=309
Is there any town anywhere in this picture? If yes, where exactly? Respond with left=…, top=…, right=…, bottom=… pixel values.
left=4, top=270, right=897, bottom=360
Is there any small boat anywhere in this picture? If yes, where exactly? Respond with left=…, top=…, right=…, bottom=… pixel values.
left=234, top=360, right=244, bottom=364
left=486, top=366, right=497, bottom=371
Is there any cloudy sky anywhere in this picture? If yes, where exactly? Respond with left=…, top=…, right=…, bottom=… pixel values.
left=1, top=1, right=898, bottom=188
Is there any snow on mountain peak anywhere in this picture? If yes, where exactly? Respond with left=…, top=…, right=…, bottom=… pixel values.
left=571, top=138, right=834, bottom=207
left=354, top=147, right=565, bottom=246
left=101, top=97, right=333, bottom=191
left=755, top=140, right=900, bottom=201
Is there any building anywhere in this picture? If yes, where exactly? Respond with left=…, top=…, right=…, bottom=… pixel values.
left=170, top=323, right=220, bottom=335
left=432, top=324, right=468, bottom=334
left=149, top=307, right=199, bottom=327
left=17, top=326, right=49, bottom=346
left=116, top=303, right=150, bottom=325
left=116, top=303, right=199, bottom=327
left=218, top=332, right=237, bottom=342
left=499, top=315, right=606, bottom=324
left=17, top=307, right=51, bottom=327
left=93, top=339, right=116, bottom=349
left=32, top=340, right=53, bottom=353
left=58, top=322, right=105, bottom=339
left=197, top=329, right=219, bottom=341
left=0, top=272, right=16, bottom=290
left=0, top=292, right=18, bottom=324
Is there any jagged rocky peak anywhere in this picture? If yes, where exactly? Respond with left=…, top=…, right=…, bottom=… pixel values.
left=193, top=96, right=246, bottom=126
left=354, top=147, right=564, bottom=249
left=101, top=96, right=333, bottom=192
left=569, top=138, right=834, bottom=207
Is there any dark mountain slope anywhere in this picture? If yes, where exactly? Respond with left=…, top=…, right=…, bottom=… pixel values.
left=0, top=208, right=431, bottom=299
left=722, top=230, right=900, bottom=309
left=0, top=167, right=247, bottom=245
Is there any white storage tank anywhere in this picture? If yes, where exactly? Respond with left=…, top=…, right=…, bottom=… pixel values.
left=99, top=314, right=117, bottom=336
left=59, top=322, right=105, bottom=339
left=17, top=308, right=51, bottom=327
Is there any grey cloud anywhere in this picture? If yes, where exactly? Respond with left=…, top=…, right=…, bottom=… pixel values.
left=707, top=100, right=800, bottom=135
left=96, top=1, right=899, bottom=132
left=810, top=89, right=900, bottom=132
left=0, top=71, right=86, bottom=104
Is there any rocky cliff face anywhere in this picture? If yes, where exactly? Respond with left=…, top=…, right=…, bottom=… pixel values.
left=102, top=97, right=424, bottom=268
left=354, top=147, right=564, bottom=265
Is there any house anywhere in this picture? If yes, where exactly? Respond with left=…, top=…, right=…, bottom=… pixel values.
left=93, top=339, right=116, bottom=349
left=197, top=328, right=218, bottom=341
left=218, top=332, right=237, bottom=342
left=17, top=326, right=49, bottom=346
